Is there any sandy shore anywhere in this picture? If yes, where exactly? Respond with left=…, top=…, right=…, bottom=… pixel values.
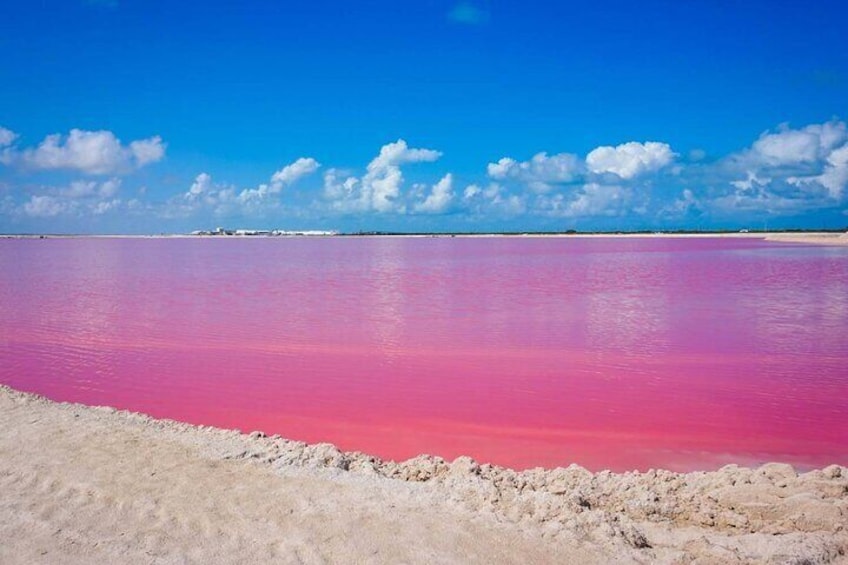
left=761, top=232, right=848, bottom=245
left=1, top=385, right=846, bottom=564
left=4, top=231, right=848, bottom=245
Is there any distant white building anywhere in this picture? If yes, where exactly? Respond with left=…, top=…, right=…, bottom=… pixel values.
left=193, top=227, right=338, bottom=236
left=234, top=229, right=271, bottom=236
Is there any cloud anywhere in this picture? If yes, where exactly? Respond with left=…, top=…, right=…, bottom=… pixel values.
left=187, top=172, right=212, bottom=199
left=14, top=178, right=126, bottom=219
left=98, top=177, right=121, bottom=198
left=461, top=181, right=527, bottom=216
left=660, top=189, right=703, bottom=219
left=92, top=199, right=121, bottom=215
left=10, top=129, right=165, bottom=174
left=414, top=174, right=454, bottom=213
left=167, top=172, right=237, bottom=218
left=586, top=141, right=675, bottom=179
left=688, top=149, right=707, bottom=162
left=327, top=139, right=442, bottom=213
left=463, top=184, right=482, bottom=199
left=173, top=158, right=320, bottom=217
left=746, top=121, right=846, bottom=167
left=352, top=138, right=440, bottom=212
left=708, top=185, right=826, bottom=216
left=237, top=157, right=320, bottom=204
left=483, top=142, right=675, bottom=219
left=367, top=139, right=441, bottom=172
left=818, top=144, right=848, bottom=198
left=0, top=126, right=17, bottom=148
left=167, top=173, right=218, bottom=217
left=487, top=152, right=582, bottom=192
left=129, top=137, right=166, bottom=167
left=448, top=2, right=489, bottom=25
left=729, top=171, right=771, bottom=192
left=486, top=159, right=513, bottom=179
left=723, top=120, right=848, bottom=206
left=270, top=157, right=320, bottom=189
left=8, top=119, right=847, bottom=229
left=538, top=183, right=636, bottom=218
left=788, top=143, right=848, bottom=199
left=368, top=167, right=404, bottom=212
left=567, top=184, right=633, bottom=217
left=23, top=195, right=75, bottom=218
left=62, top=178, right=122, bottom=199
left=323, top=169, right=360, bottom=201
left=501, top=194, right=526, bottom=214
left=488, top=143, right=674, bottom=206
left=0, top=126, right=19, bottom=166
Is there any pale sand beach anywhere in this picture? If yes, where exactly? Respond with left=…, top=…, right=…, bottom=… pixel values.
left=1, top=385, right=846, bottom=564
left=3, top=231, right=848, bottom=245
left=540, top=231, right=848, bottom=245
left=761, top=232, right=848, bottom=245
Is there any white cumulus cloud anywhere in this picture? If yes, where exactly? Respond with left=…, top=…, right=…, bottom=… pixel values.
left=463, top=184, right=482, bottom=199
left=174, top=158, right=319, bottom=217
left=323, top=169, right=360, bottom=201
left=660, top=188, right=703, bottom=218
left=237, top=157, right=320, bottom=204
left=0, top=126, right=19, bottom=165
left=92, top=199, right=122, bottom=215
left=129, top=136, right=166, bottom=167
left=270, top=157, right=321, bottom=191
left=0, top=126, right=17, bottom=148
left=168, top=172, right=238, bottom=218
left=23, top=195, right=74, bottom=217
left=367, top=139, right=441, bottom=172
left=61, top=178, right=122, bottom=199
left=586, top=141, right=675, bottom=179
left=12, top=129, right=166, bottom=174
left=728, top=120, right=848, bottom=203
left=187, top=172, right=212, bottom=198
left=817, top=144, right=848, bottom=198
left=543, top=183, right=635, bottom=217
left=748, top=121, right=846, bottom=166
left=788, top=143, right=848, bottom=199
left=730, top=171, right=771, bottom=192
left=14, top=178, right=126, bottom=220
left=487, top=152, right=581, bottom=192
left=461, top=181, right=527, bottom=216
left=327, top=139, right=442, bottom=213
left=414, top=174, right=454, bottom=213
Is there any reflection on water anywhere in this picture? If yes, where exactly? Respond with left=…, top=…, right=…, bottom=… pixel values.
left=1, top=236, right=846, bottom=472
left=584, top=249, right=671, bottom=355
left=367, top=237, right=407, bottom=356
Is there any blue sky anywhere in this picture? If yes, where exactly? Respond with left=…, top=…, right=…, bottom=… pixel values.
left=1, top=0, right=847, bottom=233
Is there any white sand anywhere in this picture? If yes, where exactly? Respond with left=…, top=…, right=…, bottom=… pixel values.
left=1, top=385, right=846, bottom=564
left=762, top=232, right=848, bottom=245
left=4, top=231, right=848, bottom=245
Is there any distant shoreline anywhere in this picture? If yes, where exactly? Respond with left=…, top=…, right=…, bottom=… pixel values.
left=3, top=230, right=847, bottom=245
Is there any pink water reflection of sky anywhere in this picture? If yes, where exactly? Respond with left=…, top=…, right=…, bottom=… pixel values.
left=1, top=236, right=846, bottom=471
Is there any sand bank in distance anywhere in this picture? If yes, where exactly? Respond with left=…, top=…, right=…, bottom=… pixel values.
left=3, top=230, right=848, bottom=245
left=761, top=231, right=848, bottom=245
left=1, top=385, right=846, bottom=564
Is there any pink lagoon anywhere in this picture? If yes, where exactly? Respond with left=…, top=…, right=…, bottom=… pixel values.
left=1, top=235, right=846, bottom=472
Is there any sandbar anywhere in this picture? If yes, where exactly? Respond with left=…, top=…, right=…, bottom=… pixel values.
left=3, top=231, right=848, bottom=245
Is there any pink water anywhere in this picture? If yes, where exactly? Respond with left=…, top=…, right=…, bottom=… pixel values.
left=1, top=236, right=846, bottom=471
